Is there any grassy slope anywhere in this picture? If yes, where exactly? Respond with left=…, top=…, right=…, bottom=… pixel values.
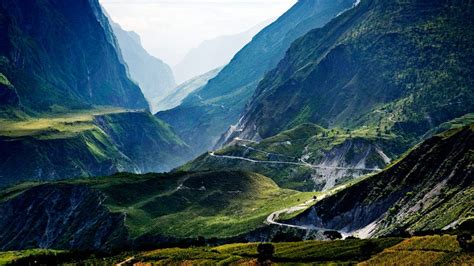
left=0, top=250, right=66, bottom=265
left=361, top=235, right=474, bottom=265
left=1, top=235, right=471, bottom=265
left=0, top=107, right=127, bottom=139
left=0, top=171, right=314, bottom=240
left=0, top=107, right=189, bottom=187
left=92, top=171, right=314, bottom=238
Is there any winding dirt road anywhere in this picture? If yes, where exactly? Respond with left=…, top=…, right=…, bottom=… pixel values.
left=209, top=151, right=381, bottom=171
left=265, top=185, right=351, bottom=237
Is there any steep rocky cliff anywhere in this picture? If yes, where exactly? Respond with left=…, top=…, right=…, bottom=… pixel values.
left=0, top=184, right=128, bottom=252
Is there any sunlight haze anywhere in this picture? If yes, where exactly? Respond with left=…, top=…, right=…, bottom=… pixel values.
left=100, top=0, right=297, bottom=65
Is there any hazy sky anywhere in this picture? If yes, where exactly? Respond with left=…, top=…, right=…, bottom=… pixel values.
left=100, top=0, right=297, bottom=65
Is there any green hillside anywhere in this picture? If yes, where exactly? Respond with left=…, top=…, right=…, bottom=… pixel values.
left=3, top=235, right=472, bottom=265
left=236, top=0, right=474, bottom=145
left=0, top=108, right=190, bottom=187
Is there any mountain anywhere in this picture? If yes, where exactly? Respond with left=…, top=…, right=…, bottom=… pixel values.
left=173, top=21, right=270, bottom=84
left=288, top=124, right=473, bottom=238
left=153, top=67, right=222, bottom=112
left=0, top=109, right=190, bottom=188
left=0, top=0, right=149, bottom=113
left=111, top=22, right=176, bottom=109
left=0, top=0, right=190, bottom=187
left=234, top=0, right=474, bottom=143
left=157, top=0, right=357, bottom=156
left=0, top=171, right=310, bottom=251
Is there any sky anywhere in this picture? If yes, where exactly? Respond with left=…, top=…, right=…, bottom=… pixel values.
left=99, top=0, right=297, bottom=66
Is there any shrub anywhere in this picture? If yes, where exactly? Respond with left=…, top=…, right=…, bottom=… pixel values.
left=324, top=231, right=343, bottom=240
left=457, top=233, right=474, bottom=252
left=257, top=243, right=275, bottom=264
left=360, top=240, right=377, bottom=255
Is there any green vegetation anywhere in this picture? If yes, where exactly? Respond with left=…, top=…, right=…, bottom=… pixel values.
left=0, top=107, right=125, bottom=139
left=92, top=171, right=314, bottom=238
left=0, top=0, right=149, bottom=112
left=124, top=237, right=403, bottom=265
left=0, top=171, right=314, bottom=240
left=180, top=123, right=399, bottom=191
left=0, top=108, right=190, bottom=187
left=238, top=0, right=473, bottom=155
left=4, top=235, right=471, bottom=265
left=0, top=250, right=66, bottom=265
left=362, top=235, right=474, bottom=265
left=0, top=73, right=10, bottom=86
left=289, top=124, right=474, bottom=238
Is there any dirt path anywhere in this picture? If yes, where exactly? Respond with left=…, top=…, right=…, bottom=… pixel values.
left=209, top=152, right=380, bottom=171
left=116, top=256, right=135, bottom=266
left=265, top=185, right=351, bottom=237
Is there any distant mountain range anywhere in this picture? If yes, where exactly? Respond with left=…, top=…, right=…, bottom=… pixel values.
left=111, top=22, right=176, bottom=109
left=153, top=67, right=222, bottom=112
left=173, top=20, right=271, bottom=84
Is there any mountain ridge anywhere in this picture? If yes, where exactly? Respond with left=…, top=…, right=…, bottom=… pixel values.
left=157, top=0, right=357, bottom=156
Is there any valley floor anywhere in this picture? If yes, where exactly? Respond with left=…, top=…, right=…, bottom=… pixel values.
left=1, top=235, right=472, bottom=265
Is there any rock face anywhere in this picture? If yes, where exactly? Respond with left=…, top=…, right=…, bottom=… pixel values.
left=157, top=0, right=356, bottom=156
left=289, top=125, right=474, bottom=237
left=235, top=0, right=474, bottom=142
left=111, top=22, right=176, bottom=111
left=0, top=0, right=148, bottom=112
left=0, top=184, right=128, bottom=251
